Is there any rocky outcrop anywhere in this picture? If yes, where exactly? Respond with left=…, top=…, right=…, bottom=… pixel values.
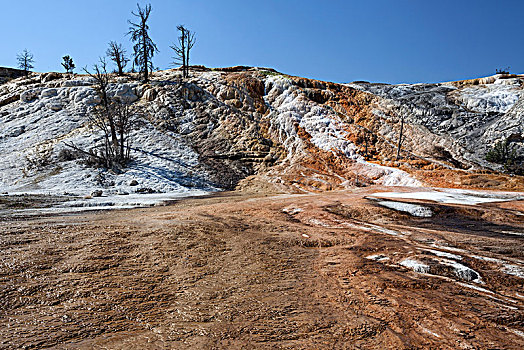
left=0, top=69, right=522, bottom=196
left=0, top=67, right=26, bottom=84
left=349, top=75, right=524, bottom=171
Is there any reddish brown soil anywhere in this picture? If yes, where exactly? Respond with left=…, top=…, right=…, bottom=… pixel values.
left=1, top=188, right=523, bottom=349
left=412, top=169, right=524, bottom=192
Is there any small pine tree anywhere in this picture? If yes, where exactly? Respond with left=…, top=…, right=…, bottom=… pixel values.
left=61, top=55, right=75, bottom=74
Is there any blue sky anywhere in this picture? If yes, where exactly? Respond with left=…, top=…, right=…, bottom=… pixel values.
left=1, top=0, right=522, bottom=83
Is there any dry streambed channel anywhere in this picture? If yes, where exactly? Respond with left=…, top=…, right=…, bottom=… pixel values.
left=0, top=187, right=523, bottom=349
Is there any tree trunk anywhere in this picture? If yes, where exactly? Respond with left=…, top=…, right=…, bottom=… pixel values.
left=396, top=115, right=404, bottom=160
left=186, top=40, right=190, bottom=78
left=99, top=88, right=119, bottom=158
left=181, top=29, right=186, bottom=78
left=117, top=57, right=123, bottom=76
left=143, top=30, right=148, bottom=82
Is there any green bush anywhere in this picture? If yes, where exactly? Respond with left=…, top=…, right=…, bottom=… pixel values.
left=485, top=138, right=521, bottom=174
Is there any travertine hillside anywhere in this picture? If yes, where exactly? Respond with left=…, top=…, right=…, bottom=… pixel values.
left=0, top=67, right=523, bottom=198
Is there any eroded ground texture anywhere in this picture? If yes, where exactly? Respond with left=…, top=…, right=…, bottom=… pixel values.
left=1, top=187, right=523, bottom=349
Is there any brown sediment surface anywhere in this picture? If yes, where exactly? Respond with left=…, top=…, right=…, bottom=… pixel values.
left=1, top=187, right=523, bottom=349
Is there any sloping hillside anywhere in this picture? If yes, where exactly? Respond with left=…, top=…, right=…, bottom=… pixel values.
left=0, top=67, right=523, bottom=205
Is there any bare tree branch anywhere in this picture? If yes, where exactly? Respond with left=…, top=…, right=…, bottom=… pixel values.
left=17, top=49, right=34, bottom=75
left=106, top=41, right=129, bottom=76
left=171, top=25, right=196, bottom=78
left=78, top=59, right=137, bottom=169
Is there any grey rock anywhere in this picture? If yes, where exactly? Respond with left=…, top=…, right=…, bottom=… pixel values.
left=8, top=126, right=25, bottom=137
left=91, top=190, right=103, bottom=197
left=41, top=88, right=58, bottom=98
left=136, top=187, right=155, bottom=194
left=143, top=89, right=156, bottom=101
left=46, top=102, right=63, bottom=111
left=41, top=72, right=61, bottom=83
left=20, top=90, right=38, bottom=102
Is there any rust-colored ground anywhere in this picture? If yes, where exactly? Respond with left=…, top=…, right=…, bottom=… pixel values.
left=1, top=188, right=523, bottom=349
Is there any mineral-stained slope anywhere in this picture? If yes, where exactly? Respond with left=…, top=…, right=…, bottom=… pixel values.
left=351, top=76, right=524, bottom=169
left=0, top=68, right=523, bottom=198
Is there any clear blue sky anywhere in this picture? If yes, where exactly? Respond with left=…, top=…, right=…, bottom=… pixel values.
left=1, top=0, right=522, bottom=84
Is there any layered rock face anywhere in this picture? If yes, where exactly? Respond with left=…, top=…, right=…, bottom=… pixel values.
left=351, top=75, right=524, bottom=170
left=0, top=68, right=522, bottom=196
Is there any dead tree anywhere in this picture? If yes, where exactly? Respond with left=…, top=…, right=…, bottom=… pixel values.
left=128, top=3, right=158, bottom=82
left=396, top=113, right=404, bottom=160
left=17, top=49, right=34, bottom=76
left=185, top=27, right=195, bottom=77
left=61, top=55, right=75, bottom=74
left=171, top=26, right=185, bottom=76
left=171, top=25, right=196, bottom=78
left=106, top=41, right=129, bottom=76
left=81, top=59, right=135, bottom=168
